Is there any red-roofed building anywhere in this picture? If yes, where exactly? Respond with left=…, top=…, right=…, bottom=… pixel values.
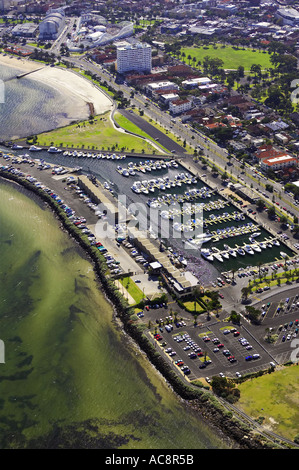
left=261, top=154, right=297, bottom=171
left=254, top=144, right=281, bottom=161
left=205, top=122, right=226, bottom=130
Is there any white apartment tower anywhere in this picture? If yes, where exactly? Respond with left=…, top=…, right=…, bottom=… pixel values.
left=116, top=43, right=152, bottom=74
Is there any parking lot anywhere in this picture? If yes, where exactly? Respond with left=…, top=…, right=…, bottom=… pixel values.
left=149, top=319, right=277, bottom=381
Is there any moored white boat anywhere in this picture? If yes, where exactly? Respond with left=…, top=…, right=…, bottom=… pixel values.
left=251, top=244, right=261, bottom=253
left=244, top=245, right=254, bottom=255
left=48, top=146, right=62, bottom=153
left=201, top=249, right=214, bottom=262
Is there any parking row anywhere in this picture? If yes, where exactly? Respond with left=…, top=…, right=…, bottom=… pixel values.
left=154, top=326, right=265, bottom=378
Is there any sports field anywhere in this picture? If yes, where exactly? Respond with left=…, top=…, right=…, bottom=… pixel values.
left=181, top=44, right=272, bottom=71
left=237, top=365, right=299, bottom=441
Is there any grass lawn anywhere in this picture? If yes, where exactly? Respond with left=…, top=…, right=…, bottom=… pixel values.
left=237, top=365, right=299, bottom=441
left=119, top=277, right=144, bottom=304
left=113, top=112, right=169, bottom=152
left=27, top=42, right=45, bottom=48
left=180, top=44, right=272, bottom=71
left=183, top=301, right=206, bottom=314
left=35, top=111, right=159, bottom=154
left=249, top=269, right=299, bottom=292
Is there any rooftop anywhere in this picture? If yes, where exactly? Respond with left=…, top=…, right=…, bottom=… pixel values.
left=262, top=155, right=297, bottom=166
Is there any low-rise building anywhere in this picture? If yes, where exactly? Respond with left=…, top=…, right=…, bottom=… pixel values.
left=169, top=98, right=192, bottom=115
left=160, top=93, right=180, bottom=105
left=147, top=81, right=179, bottom=94
left=260, top=154, right=297, bottom=171
left=182, top=77, right=211, bottom=88
left=274, top=133, right=289, bottom=145
left=11, top=22, right=38, bottom=37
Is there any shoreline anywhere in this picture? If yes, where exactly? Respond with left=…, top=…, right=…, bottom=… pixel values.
left=0, top=54, right=113, bottom=119
left=0, top=168, right=283, bottom=450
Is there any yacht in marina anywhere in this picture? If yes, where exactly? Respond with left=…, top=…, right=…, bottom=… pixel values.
left=237, top=247, right=246, bottom=256
left=48, top=146, right=62, bottom=153
left=224, top=244, right=237, bottom=258
left=213, top=252, right=224, bottom=262
left=211, top=247, right=224, bottom=262
left=12, top=143, right=23, bottom=149
left=244, top=245, right=254, bottom=255
left=29, top=145, right=42, bottom=152
left=221, top=251, right=230, bottom=259
left=197, top=233, right=212, bottom=244
left=251, top=243, right=262, bottom=253
left=201, top=249, right=214, bottom=262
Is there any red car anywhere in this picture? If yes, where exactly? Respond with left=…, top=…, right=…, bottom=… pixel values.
left=197, top=352, right=204, bottom=357
left=234, top=331, right=240, bottom=337
left=176, top=361, right=184, bottom=366
left=145, top=306, right=149, bottom=311
left=218, top=343, right=224, bottom=348
left=219, top=293, right=224, bottom=299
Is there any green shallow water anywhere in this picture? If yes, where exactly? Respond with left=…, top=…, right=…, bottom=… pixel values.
left=0, top=181, right=228, bottom=449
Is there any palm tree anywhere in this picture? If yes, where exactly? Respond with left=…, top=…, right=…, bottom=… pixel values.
left=258, top=261, right=263, bottom=278
left=241, top=286, right=251, bottom=302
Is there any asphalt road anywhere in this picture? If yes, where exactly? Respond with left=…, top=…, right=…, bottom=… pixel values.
left=118, top=109, right=186, bottom=154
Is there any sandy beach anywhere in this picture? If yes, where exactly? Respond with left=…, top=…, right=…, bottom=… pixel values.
left=0, top=54, right=113, bottom=118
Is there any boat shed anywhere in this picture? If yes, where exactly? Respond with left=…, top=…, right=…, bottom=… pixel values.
left=78, top=175, right=131, bottom=224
